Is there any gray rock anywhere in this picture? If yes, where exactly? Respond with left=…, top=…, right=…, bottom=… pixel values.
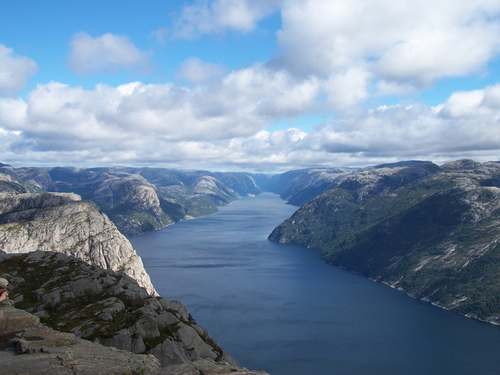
left=69, top=278, right=103, bottom=298
left=0, top=307, right=162, bottom=374
left=41, top=289, right=61, bottom=306
left=133, top=315, right=160, bottom=339
left=156, top=312, right=178, bottom=329
left=0, top=192, right=157, bottom=296
left=132, top=335, right=147, bottom=354
left=150, top=338, right=191, bottom=366
left=176, top=324, right=218, bottom=362
left=159, top=298, right=190, bottom=321
left=100, top=328, right=132, bottom=352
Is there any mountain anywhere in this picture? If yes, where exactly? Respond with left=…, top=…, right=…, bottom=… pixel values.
left=0, top=164, right=268, bottom=237
left=0, top=188, right=156, bottom=295
left=47, top=167, right=181, bottom=237
left=269, top=160, right=500, bottom=324
left=0, top=172, right=268, bottom=373
left=47, top=166, right=265, bottom=236
left=1, top=162, right=357, bottom=237
left=0, top=173, right=29, bottom=194
left=267, top=167, right=354, bottom=206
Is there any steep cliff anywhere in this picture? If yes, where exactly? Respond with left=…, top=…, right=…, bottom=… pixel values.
left=0, top=163, right=269, bottom=238
left=0, top=191, right=156, bottom=295
left=48, top=167, right=254, bottom=236
left=0, top=251, right=268, bottom=374
left=0, top=174, right=29, bottom=195
left=269, top=160, right=500, bottom=323
left=267, top=167, right=354, bottom=206
left=49, top=168, right=180, bottom=237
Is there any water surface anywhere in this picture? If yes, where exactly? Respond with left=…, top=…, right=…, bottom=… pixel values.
left=130, top=193, right=500, bottom=375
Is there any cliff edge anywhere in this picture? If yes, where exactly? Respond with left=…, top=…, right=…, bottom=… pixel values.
left=0, top=191, right=156, bottom=296
left=0, top=250, right=268, bottom=374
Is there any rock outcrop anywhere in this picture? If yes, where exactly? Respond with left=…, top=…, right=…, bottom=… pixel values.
left=0, top=305, right=163, bottom=374
left=267, top=167, right=354, bottom=206
left=0, top=191, right=156, bottom=295
left=47, top=167, right=248, bottom=236
left=0, top=251, right=268, bottom=374
left=0, top=174, right=29, bottom=195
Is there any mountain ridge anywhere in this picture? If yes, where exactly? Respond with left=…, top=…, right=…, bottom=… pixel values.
left=269, top=159, right=500, bottom=324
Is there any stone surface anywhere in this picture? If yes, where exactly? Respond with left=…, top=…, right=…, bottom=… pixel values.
left=0, top=306, right=268, bottom=375
left=0, top=306, right=39, bottom=334
left=0, top=251, right=241, bottom=370
left=0, top=192, right=156, bottom=295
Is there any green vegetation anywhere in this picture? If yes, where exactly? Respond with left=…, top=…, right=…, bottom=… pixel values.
left=0, top=253, right=148, bottom=342
left=269, top=161, right=500, bottom=323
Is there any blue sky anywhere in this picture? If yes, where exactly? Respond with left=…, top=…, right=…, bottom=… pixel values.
left=0, top=0, right=499, bottom=171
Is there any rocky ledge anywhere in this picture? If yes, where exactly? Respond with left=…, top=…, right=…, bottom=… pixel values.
left=0, top=306, right=266, bottom=374
left=0, top=192, right=156, bottom=295
left=0, top=251, right=268, bottom=374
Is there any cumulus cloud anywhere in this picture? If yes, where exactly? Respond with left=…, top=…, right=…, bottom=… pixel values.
left=0, top=44, right=37, bottom=96
left=2, top=1, right=500, bottom=169
left=1, top=81, right=499, bottom=170
left=0, top=65, right=318, bottom=150
left=169, top=0, right=283, bottom=39
left=305, top=89, right=500, bottom=162
left=274, top=0, right=500, bottom=107
left=160, top=0, right=500, bottom=111
left=67, top=33, right=152, bottom=75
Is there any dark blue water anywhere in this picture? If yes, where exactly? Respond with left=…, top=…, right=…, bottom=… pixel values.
left=130, top=193, right=500, bottom=375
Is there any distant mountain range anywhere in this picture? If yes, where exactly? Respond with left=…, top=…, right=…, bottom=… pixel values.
left=0, top=163, right=352, bottom=236
left=269, top=159, right=500, bottom=324
left=3, top=159, right=500, bottom=325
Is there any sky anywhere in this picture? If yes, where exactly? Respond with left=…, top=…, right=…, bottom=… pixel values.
left=0, top=0, right=499, bottom=172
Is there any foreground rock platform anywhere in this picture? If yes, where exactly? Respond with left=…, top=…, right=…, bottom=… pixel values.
left=0, top=306, right=268, bottom=374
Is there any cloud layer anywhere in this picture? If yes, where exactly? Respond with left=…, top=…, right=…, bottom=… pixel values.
left=274, top=0, right=500, bottom=105
left=1, top=78, right=499, bottom=170
left=1, top=0, right=500, bottom=170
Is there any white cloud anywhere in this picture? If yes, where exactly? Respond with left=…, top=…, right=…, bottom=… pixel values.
left=176, top=57, right=226, bottom=84
left=159, top=0, right=500, bottom=112
left=275, top=0, right=500, bottom=105
left=3, top=0, right=500, bottom=169
left=1, top=81, right=499, bottom=170
left=0, top=44, right=37, bottom=96
left=306, top=87, right=500, bottom=160
left=170, top=0, right=282, bottom=39
left=321, top=66, right=371, bottom=109
left=442, top=85, right=500, bottom=118
left=67, top=33, right=152, bottom=76
left=0, top=65, right=317, bottom=149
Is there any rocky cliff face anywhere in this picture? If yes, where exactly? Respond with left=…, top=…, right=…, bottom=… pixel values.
left=0, top=163, right=272, bottom=238
left=0, top=190, right=156, bottom=296
left=0, top=171, right=268, bottom=373
left=47, top=166, right=260, bottom=236
left=267, top=167, right=354, bottom=206
left=49, top=168, right=179, bottom=237
left=269, top=160, right=500, bottom=324
left=0, top=174, right=29, bottom=195
left=0, top=251, right=268, bottom=374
